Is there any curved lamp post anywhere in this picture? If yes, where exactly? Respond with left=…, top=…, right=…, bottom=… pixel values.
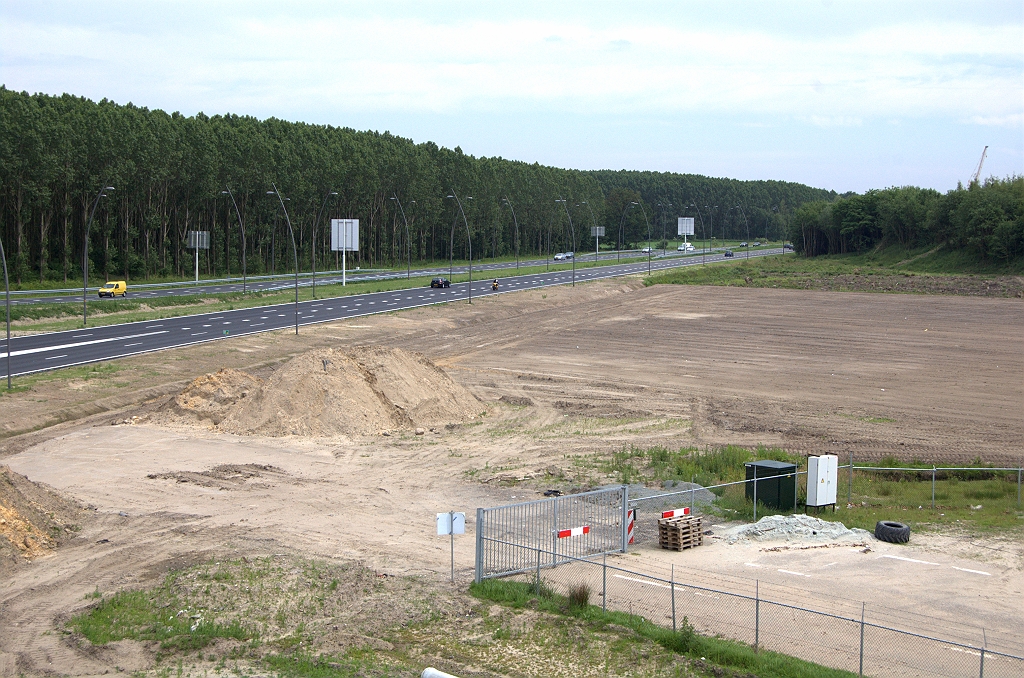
left=657, top=201, right=673, bottom=254
left=634, top=201, right=653, bottom=275
left=446, top=191, right=473, bottom=303
left=267, top=185, right=300, bottom=335
left=734, top=205, right=750, bottom=259
left=311, top=189, right=338, bottom=298
left=1, top=229, right=10, bottom=389
left=389, top=193, right=415, bottom=279
left=500, top=197, right=520, bottom=272
left=83, top=185, right=114, bottom=326
left=618, top=201, right=636, bottom=263
left=221, top=187, right=247, bottom=293
left=555, top=197, right=577, bottom=286
left=579, top=200, right=599, bottom=260
left=688, top=203, right=708, bottom=265
left=705, top=205, right=718, bottom=254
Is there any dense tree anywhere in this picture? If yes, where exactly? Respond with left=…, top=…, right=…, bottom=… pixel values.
left=1, top=88, right=837, bottom=285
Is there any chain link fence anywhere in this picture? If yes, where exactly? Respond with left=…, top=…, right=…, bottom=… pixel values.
left=485, top=538, right=1023, bottom=677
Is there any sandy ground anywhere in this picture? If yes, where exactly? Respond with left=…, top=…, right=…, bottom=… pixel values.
left=1, top=279, right=1022, bottom=675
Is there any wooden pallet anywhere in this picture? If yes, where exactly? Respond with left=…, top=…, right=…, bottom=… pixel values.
left=658, top=515, right=704, bottom=551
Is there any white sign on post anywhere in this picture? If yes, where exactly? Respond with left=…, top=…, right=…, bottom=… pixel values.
left=437, top=512, right=466, bottom=535
left=331, top=219, right=359, bottom=286
left=677, top=217, right=694, bottom=237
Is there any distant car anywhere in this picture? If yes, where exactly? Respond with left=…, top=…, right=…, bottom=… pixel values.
left=640, top=247, right=652, bottom=254
left=723, top=249, right=734, bottom=257
left=753, top=242, right=760, bottom=247
left=430, top=277, right=450, bottom=288
left=677, top=243, right=695, bottom=252
left=564, top=251, right=574, bottom=259
left=783, top=243, right=794, bottom=250
left=98, top=280, right=127, bottom=298
left=553, top=252, right=566, bottom=261
left=739, top=242, right=748, bottom=247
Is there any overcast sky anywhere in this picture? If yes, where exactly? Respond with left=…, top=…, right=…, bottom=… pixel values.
left=2, top=1, right=1021, bottom=193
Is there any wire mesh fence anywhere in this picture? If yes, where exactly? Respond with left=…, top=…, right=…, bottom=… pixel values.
left=484, top=538, right=1024, bottom=678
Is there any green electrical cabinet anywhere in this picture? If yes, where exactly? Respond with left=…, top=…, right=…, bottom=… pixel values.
left=744, top=460, right=797, bottom=511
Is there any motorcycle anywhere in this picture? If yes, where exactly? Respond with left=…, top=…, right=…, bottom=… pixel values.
left=491, top=280, right=499, bottom=291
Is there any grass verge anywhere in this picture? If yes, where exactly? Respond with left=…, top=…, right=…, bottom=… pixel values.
left=471, top=578, right=857, bottom=678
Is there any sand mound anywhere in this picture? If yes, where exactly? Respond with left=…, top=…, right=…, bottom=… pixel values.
left=164, top=347, right=480, bottom=437
left=724, top=514, right=872, bottom=544
left=171, top=368, right=265, bottom=424
left=0, top=466, right=83, bottom=565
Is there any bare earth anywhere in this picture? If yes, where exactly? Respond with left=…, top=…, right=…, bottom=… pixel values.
left=1, top=279, right=1022, bottom=675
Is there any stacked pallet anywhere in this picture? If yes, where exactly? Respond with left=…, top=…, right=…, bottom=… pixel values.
left=658, top=515, right=704, bottom=551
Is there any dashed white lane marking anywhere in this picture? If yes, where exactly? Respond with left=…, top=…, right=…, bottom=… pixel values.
left=778, top=569, right=810, bottom=577
left=614, top=574, right=671, bottom=590
left=878, top=555, right=940, bottom=566
left=0, top=330, right=169, bottom=359
left=744, top=563, right=762, bottom=568
left=951, top=566, right=991, bottom=576
left=45, top=354, right=69, bottom=359
left=72, top=333, right=93, bottom=338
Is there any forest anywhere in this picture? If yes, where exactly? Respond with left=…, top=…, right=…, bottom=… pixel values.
left=0, top=87, right=835, bottom=286
left=788, top=178, right=1023, bottom=265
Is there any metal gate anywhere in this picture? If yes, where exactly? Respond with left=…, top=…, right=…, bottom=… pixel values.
left=475, top=485, right=628, bottom=581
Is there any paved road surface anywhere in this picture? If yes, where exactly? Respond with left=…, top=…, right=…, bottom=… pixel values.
left=1, top=249, right=781, bottom=378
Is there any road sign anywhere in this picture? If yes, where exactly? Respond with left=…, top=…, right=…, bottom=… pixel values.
left=331, top=219, right=359, bottom=252
left=187, top=231, right=210, bottom=249
left=590, top=226, right=605, bottom=237
left=677, top=218, right=694, bottom=236
left=437, top=511, right=466, bottom=535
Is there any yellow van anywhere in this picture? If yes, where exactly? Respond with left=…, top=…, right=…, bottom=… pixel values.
left=98, top=280, right=128, bottom=298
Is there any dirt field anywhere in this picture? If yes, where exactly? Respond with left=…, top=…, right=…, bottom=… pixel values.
left=1, top=279, right=1022, bottom=675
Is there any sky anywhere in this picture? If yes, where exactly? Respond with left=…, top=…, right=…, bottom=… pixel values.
left=2, top=1, right=1022, bottom=194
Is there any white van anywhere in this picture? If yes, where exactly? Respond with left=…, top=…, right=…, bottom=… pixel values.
left=677, top=243, right=695, bottom=252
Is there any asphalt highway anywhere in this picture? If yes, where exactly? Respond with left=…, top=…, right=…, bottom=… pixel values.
left=1, top=248, right=784, bottom=378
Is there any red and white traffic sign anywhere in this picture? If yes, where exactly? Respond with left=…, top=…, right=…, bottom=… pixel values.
left=557, top=525, right=590, bottom=539
left=661, top=507, right=691, bottom=519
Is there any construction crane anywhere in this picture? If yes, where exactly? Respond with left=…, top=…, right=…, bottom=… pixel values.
left=970, top=146, right=988, bottom=185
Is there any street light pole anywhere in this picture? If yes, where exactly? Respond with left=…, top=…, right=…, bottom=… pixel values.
left=735, top=205, right=750, bottom=259
left=1, top=230, right=10, bottom=389
left=83, top=185, right=114, bottom=326
left=618, top=202, right=636, bottom=263
left=555, top=197, right=577, bottom=286
left=267, top=185, right=300, bottom=335
left=635, top=201, right=652, bottom=275
left=580, top=200, right=599, bottom=260
left=312, top=189, right=338, bottom=298
left=501, top=197, right=520, bottom=272
left=705, top=205, right=718, bottom=254
left=221, top=187, right=247, bottom=294
left=389, top=193, right=415, bottom=279
left=688, top=203, right=707, bottom=266
left=446, top=191, right=473, bottom=303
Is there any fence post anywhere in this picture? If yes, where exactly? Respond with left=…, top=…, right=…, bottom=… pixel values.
left=859, top=602, right=865, bottom=677
left=602, top=554, right=607, bottom=612
left=980, top=628, right=987, bottom=678
left=793, top=465, right=798, bottom=511
left=849, top=452, right=853, bottom=504
left=621, top=484, right=630, bottom=553
left=754, top=579, right=760, bottom=652
left=1018, top=467, right=1021, bottom=508
left=671, top=564, right=677, bottom=633
left=535, top=547, right=541, bottom=596
left=932, top=466, right=936, bottom=509
left=474, top=508, right=484, bottom=583
left=690, top=475, right=695, bottom=515
left=552, top=498, right=559, bottom=567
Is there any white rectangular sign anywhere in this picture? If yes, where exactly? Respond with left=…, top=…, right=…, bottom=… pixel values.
left=331, top=219, right=359, bottom=252
left=677, top=217, right=694, bottom=236
left=436, top=512, right=466, bottom=535
left=590, top=226, right=605, bottom=237
left=187, top=230, right=210, bottom=250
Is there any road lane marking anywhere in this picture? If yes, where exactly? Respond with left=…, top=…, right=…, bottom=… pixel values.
left=72, top=333, right=93, bottom=338
left=45, top=354, right=68, bottom=360
left=877, top=555, right=940, bottom=566
left=778, top=569, right=810, bottom=577
left=124, top=342, right=143, bottom=347
left=191, top=332, right=206, bottom=336
left=951, top=566, right=990, bottom=576
left=0, top=330, right=169, bottom=359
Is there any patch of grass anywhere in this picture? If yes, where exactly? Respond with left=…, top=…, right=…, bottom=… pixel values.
left=263, top=650, right=403, bottom=677
left=470, top=579, right=857, bottom=678
left=597, top=444, right=797, bottom=489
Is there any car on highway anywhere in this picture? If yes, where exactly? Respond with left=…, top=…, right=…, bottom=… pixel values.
left=553, top=252, right=566, bottom=261
left=640, top=247, right=652, bottom=254
left=677, top=243, right=695, bottom=252
left=723, top=249, right=734, bottom=257
left=98, top=280, right=128, bottom=298
left=753, top=242, right=760, bottom=247
left=739, top=242, right=748, bottom=247
left=430, top=277, right=451, bottom=288
left=564, top=251, right=574, bottom=259
left=783, top=243, right=794, bottom=250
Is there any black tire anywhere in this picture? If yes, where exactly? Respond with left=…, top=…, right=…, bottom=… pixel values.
left=875, top=520, right=910, bottom=544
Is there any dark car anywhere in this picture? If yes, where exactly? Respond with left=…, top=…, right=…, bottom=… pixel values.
left=723, top=249, right=734, bottom=257
left=783, top=243, right=794, bottom=250
left=430, top=277, right=451, bottom=288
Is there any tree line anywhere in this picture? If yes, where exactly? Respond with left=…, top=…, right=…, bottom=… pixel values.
left=0, top=87, right=836, bottom=285
left=788, top=178, right=1024, bottom=263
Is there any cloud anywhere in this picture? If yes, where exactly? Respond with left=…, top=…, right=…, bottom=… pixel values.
left=969, top=114, right=1024, bottom=127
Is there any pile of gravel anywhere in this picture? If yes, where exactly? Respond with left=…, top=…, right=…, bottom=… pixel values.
left=724, top=514, right=872, bottom=544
